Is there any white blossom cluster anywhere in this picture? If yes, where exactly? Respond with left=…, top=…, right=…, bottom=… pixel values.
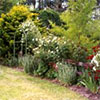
left=19, top=19, right=40, bottom=34
left=91, top=51, right=100, bottom=71
left=19, top=19, right=40, bottom=44
left=32, top=34, right=67, bottom=56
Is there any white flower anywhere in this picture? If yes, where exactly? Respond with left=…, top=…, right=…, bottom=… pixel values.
left=36, top=38, right=38, bottom=41
left=52, top=37, right=57, bottom=42
left=48, top=50, right=50, bottom=53
left=56, top=49, right=59, bottom=52
left=91, top=54, right=100, bottom=67
left=93, top=66, right=96, bottom=71
left=39, top=45, right=42, bottom=47
left=64, top=41, right=66, bottom=44
left=33, top=47, right=38, bottom=51
left=36, top=51, right=40, bottom=54
left=51, top=51, right=54, bottom=54
left=47, top=40, right=50, bottom=43
left=32, top=38, right=34, bottom=41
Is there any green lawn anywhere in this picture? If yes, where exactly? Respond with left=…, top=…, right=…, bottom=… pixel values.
left=0, top=65, right=88, bottom=100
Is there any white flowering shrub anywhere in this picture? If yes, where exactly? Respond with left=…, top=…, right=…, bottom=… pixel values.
left=30, top=34, right=71, bottom=78
left=32, top=34, right=70, bottom=62
left=18, top=19, right=41, bottom=54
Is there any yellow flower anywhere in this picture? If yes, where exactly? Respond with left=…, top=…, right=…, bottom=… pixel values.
left=1, top=13, right=6, bottom=18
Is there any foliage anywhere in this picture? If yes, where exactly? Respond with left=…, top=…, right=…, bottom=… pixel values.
left=78, top=46, right=100, bottom=93
left=79, top=70, right=98, bottom=93
left=63, top=0, right=96, bottom=41
left=32, top=34, right=70, bottom=63
left=88, top=20, right=100, bottom=41
left=0, top=5, right=32, bottom=57
left=19, top=55, right=35, bottom=74
left=39, top=8, right=61, bottom=27
left=8, top=57, right=19, bottom=67
left=18, top=19, right=41, bottom=55
left=0, top=0, right=15, bottom=14
left=0, top=0, right=26, bottom=15
left=19, top=33, right=71, bottom=78
left=57, top=61, right=77, bottom=85
left=64, top=39, right=88, bottom=62
left=49, top=21, right=67, bottom=36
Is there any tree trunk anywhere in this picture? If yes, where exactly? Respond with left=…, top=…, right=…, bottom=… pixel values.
left=38, top=0, right=41, bottom=9
left=32, top=0, right=36, bottom=8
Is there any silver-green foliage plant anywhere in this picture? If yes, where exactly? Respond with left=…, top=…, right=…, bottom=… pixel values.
left=57, top=62, right=77, bottom=85
left=19, top=55, right=34, bottom=74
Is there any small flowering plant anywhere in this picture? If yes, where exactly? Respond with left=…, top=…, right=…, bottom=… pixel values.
left=79, top=45, right=100, bottom=93
left=87, top=45, right=100, bottom=72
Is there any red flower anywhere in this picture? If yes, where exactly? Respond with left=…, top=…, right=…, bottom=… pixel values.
left=96, top=70, right=100, bottom=73
left=86, top=55, right=94, bottom=60
left=94, top=76, right=99, bottom=80
left=88, top=72, right=91, bottom=76
left=49, top=62, right=58, bottom=71
left=92, top=46, right=97, bottom=50
left=92, top=45, right=100, bottom=53
left=93, top=49, right=97, bottom=53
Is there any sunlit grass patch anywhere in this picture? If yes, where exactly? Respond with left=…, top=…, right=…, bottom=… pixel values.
left=0, top=65, right=88, bottom=100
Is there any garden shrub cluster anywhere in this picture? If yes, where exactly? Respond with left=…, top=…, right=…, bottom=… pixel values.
left=0, top=0, right=100, bottom=94
left=0, top=5, right=37, bottom=57
left=39, top=8, right=61, bottom=27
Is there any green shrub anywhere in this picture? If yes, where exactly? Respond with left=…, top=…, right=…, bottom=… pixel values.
left=0, top=5, right=32, bottom=57
left=39, top=8, right=61, bottom=26
left=57, top=62, right=77, bottom=85
left=49, top=21, right=67, bottom=37
left=45, top=68, right=57, bottom=79
left=33, top=61, right=49, bottom=77
left=0, top=0, right=26, bottom=14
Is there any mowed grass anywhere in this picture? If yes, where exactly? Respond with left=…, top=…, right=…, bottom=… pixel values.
left=0, top=65, right=88, bottom=100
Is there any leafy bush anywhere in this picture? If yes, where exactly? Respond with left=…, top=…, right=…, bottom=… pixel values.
left=0, top=0, right=26, bottom=14
left=49, top=21, right=67, bottom=37
left=39, top=8, right=61, bottom=26
left=57, top=62, right=77, bottom=85
left=64, top=0, right=96, bottom=40
left=0, top=5, right=32, bottom=57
